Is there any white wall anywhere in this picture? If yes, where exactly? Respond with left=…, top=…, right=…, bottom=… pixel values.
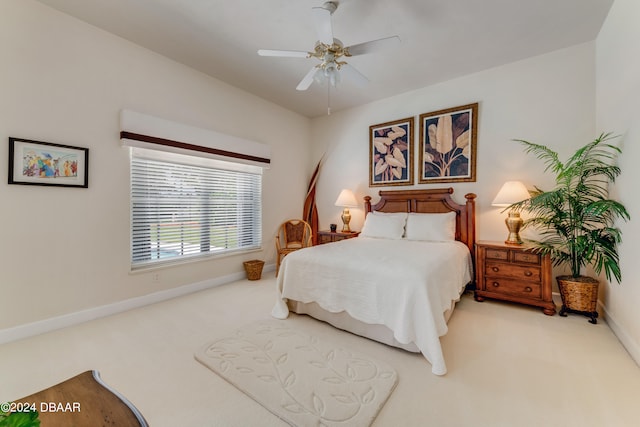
left=310, top=43, right=596, bottom=243
left=0, top=0, right=311, bottom=330
left=596, top=0, right=640, bottom=362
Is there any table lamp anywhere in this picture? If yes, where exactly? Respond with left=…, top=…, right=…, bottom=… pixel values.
left=492, top=181, right=531, bottom=245
left=334, top=189, right=358, bottom=232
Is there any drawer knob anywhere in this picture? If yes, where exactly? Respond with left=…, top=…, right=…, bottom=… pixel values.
left=524, top=271, right=533, bottom=277
left=525, top=286, right=532, bottom=292
left=492, top=282, right=500, bottom=287
left=492, top=267, right=499, bottom=272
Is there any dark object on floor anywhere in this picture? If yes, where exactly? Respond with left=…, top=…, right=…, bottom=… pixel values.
left=15, top=370, right=148, bottom=426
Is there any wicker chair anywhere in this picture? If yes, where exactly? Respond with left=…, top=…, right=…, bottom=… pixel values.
left=276, top=219, right=313, bottom=276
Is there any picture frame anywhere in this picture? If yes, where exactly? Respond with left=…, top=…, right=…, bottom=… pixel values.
left=369, top=117, right=414, bottom=187
left=418, top=103, right=478, bottom=183
left=8, top=137, right=89, bottom=188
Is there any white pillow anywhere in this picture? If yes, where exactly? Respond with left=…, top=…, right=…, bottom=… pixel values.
left=405, top=212, right=456, bottom=241
left=360, top=213, right=407, bottom=239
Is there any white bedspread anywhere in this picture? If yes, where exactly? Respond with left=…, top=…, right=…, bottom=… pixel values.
left=271, top=237, right=473, bottom=375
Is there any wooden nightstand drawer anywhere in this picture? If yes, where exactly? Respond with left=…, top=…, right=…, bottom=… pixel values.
left=485, top=262, right=541, bottom=282
left=316, top=230, right=359, bottom=245
left=485, top=248, right=509, bottom=260
left=318, top=233, right=334, bottom=245
left=512, top=251, right=541, bottom=265
left=485, top=278, right=542, bottom=299
left=475, top=240, right=555, bottom=315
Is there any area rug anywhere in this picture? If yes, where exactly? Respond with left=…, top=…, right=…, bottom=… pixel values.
left=195, top=320, right=398, bottom=426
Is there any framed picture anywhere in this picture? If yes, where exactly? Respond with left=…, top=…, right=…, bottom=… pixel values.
left=419, top=103, right=478, bottom=183
left=8, top=137, right=89, bottom=188
left=369, top=117, right=414, bottom=187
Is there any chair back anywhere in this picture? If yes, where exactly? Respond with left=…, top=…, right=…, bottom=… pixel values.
left=277, top=220, right=312, bottom=249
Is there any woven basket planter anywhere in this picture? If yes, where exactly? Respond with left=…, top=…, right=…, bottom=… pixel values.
left=557, top=275, right=599, bottom=324
left=243, top=260, right=265, bottom=281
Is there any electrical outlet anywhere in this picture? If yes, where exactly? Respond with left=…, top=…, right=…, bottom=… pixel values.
left=152, top=273, right=160, bottom=282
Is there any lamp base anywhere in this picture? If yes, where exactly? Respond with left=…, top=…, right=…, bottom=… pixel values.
left=504, top=211, right=523, bottom=245
left=341, top=208, right=352, bottom=233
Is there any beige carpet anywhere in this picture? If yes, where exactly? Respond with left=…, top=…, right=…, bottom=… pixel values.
left=3, top=277, right=640, bottom=426
left=195, top=320, right=398, bottom=427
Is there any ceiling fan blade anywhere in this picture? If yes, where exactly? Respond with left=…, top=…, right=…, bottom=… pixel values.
left=257, top=49, right=309, bottom=58
left=312, top=6, right=334, bottom=45
left=340, top=63, right=369, bottom=88
left=345, top=36, right=401, bottom=56
left=296, top=67, right=320, bottom=91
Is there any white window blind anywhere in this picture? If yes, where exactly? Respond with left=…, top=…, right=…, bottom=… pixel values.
left=130, top=148, right=262, bottom=269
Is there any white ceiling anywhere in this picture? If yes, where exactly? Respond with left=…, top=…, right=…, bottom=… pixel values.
left=37, top=0, right=613, bottom=118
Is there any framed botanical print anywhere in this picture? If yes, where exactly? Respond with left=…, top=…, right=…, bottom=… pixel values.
left=418, top=103, right=478, bottom=183
left=369, top=117, right=414, bottom=187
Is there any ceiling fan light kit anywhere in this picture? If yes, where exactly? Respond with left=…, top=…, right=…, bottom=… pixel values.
left=258, top=1, right=400, bottom=114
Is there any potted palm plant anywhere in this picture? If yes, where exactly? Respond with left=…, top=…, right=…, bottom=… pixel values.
left=0, top=409, right=40, bottom=426
left=509, top=132, right=630, bottom=324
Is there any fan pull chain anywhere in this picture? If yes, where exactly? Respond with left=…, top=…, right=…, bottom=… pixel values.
left=327, top=83, right=331, bottom=115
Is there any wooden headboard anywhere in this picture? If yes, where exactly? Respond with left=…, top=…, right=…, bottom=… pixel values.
left=364, top=188, right=477, bottom=256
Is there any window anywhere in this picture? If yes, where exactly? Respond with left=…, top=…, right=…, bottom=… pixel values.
left=130, top=148, right=262, bottom=269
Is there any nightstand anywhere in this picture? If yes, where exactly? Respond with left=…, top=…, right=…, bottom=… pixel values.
left=317, top=230, right=360, bottom=245
left=475, top=240, right=556, bottom=315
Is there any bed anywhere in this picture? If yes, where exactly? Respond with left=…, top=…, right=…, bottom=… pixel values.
left=271, top=188, right=476, bottom=375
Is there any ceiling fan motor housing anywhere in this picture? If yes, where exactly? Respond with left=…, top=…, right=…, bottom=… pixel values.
left=313, top=38, right=347, bottom=60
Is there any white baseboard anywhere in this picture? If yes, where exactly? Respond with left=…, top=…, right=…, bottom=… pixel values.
left=0, top=263, right=275, bottom=346
left=599, top=301, right=640, bottom=367
left=540, top=293, right=638, bottom=368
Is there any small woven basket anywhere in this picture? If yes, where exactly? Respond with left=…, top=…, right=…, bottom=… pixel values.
left=243, top=260, right=265, bottom=281
left=557, top=275, right=599, bottom=312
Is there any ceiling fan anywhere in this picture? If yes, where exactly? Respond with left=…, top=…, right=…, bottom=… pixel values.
left=258, top=1, right=400, bottom=96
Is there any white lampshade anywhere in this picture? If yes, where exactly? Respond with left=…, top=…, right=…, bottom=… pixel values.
left=492, top=181, right=530, bottom=207
left=335, top=189, right=358, bottom=207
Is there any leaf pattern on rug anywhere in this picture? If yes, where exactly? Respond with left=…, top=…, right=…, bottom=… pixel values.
left=195, top=320, right=398, bottom=427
